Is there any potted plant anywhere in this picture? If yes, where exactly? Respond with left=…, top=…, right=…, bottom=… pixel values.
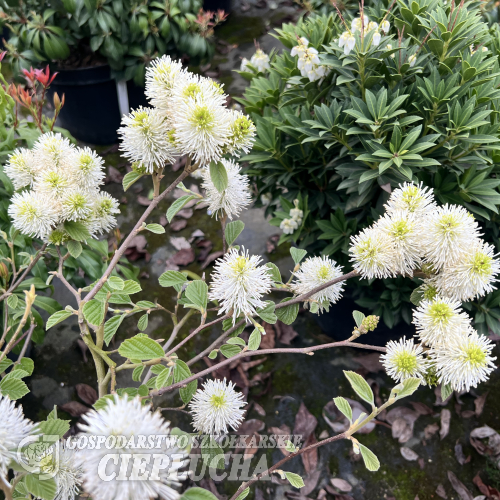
left=237, top=1, right=500, bottom=334
left=0, top=0, right=226, bottom=143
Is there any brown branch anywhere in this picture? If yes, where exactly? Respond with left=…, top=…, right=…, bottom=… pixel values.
left=151, top=340, right=386, bottom=397
left=229, top=432, right=347, bottom=500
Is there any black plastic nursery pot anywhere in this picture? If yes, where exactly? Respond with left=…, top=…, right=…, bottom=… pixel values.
left=203, top=0, right=232, bottom=14
left=47, top=64, right=148, bottom=145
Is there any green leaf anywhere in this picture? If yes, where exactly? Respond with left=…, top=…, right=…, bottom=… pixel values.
left=132, top=365, right=145, bottom=382
left=290, top=247, right=307, bottom=265
left=266, top=262, right=282, bottom=283
left=167, top=195, right=197, bottom=222
left=122, top=280, right=142, bottom=294
left=174, top=360, right=197, bottom=404
left=257, top=301, right=277, bottom=324
left=353, top=311, right=365, bottom=328
left=394, top=377, right=421, bottom=399
left=25, top=475, right=57, bottom=500
left=247, top=329, right=262, bottom=351
left=185, top=280, right=208, bottom=311
left=226, top=337, right=246, bottom=346
left=138, top=314, right=149, bottom=331
left=285, top=440, right=297, bottom=453
left=63, top=221, right=90, bottom=241
left=46, top=310, right=72, bottom=330
left=108, top=276, right=124, bottom=290
left=7, top=294, right=18, bottom=309
left=0, top=378, right=29, bottom=399
left=201, top=437, right=225, bottom=469
left=343, top=371, right=374, bottom=406
left=146, top=223, right=165, bottom=234
left=0, top=359, right=13, bottom=374
left=410, top=287, right=424, bottom=306
left=276, top=298, right=299, bottom=325
left=39, top=418, right=70, bottom=439
left=359, top=443, right=380, bottom=471
left=93, top=395, right=115, bottom=410
left=118, top=334, right=164, bottom=360
left=16, top=358, right=34, bottom=375
left=66, top=240, right=82, bottom=259
left=220, top=344, right=241, bottom=358
left=334, top=396, right=353, bottom=422
left=234, top=487, right=250, bottom=500
left=285, top=471, right=305, bottom=488
left=208, top=349, right=218, bottom=359
left=209, top=160, right=229, bottom=192
left=83, top=299, right=106, bottom=326
left=104, top=315, right=124, bottom=345
left=155, top=366, right=172, bottom=389
left=225, top=220, right=245, bottom=246
left=441, top=382, right=453, bottom=401
left=159, top=271, right=188, bottom=288
left=122, top=171, right=144, bottom=191
left=180, top=487, right=219, bottom=500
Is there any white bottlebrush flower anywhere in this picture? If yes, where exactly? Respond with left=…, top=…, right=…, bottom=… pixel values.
left=145, top=55, right=185, bottom=111
left=384, top=182, right=436, bottom=219
left=119, top=107, right=178, bottom=172
left=431, top=329, right=497, bottom=392
left=291, top=256, right=344, bottom=311
left=172, top=95, right=231, bottom=165
left=60, top=189, right=94, bottom=222
left=380, top=337, right=428, bottom=383
left=435, top=240, right=500, bottom=302
left=372, top=31, right=381, bottom=46
left=280, top=218, right=298, bottom=234
left=421, top=204, right=481, bottom=270
left=71, top=147, right=105, bottom=189
left=201, top=159, right=251, bottom=220
left=375, top=210, right=422, bottom=275
left=381, top=20, right=390, bottom=33
left=77, top=395, right=189, bottom=500
left=412, top=297, right=471, bottom=347
left=209, top=248, right=273, bottom=322
left=349, top=226, right=396, bottom=279
left=90, top=192, right=120, bottom=235
left=33, top=132, right=74, bottom=169
left=0, top=395, right=37, bottom=482
left=8, top=191, right=58, bottom=238
left=224, top=109, right=256, bottom=156
left=35, top=168, right=72, bottom=199
left=4, top=148, right=38, bottom=190
left=250, top=49, right=270, bottom=73
left=408, top=54, right=417, bottom=67
left=189, top=378, right=246, bottom=435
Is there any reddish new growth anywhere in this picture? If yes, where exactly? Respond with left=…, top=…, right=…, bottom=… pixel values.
left=194, top=9, right=228, bottom=38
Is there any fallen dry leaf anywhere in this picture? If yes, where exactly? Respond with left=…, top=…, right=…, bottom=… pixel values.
left=170, top=219, right=187, bottom=231
left=392, top=417, right=414, bottom=443
left=473, top=472, right=500, bottom=499
left=325, top=485, right=355, bottom=500
left=461, top=410, right=475, bottom=419
left=301, top=432, right=318, bottom=474
left=331, top=478, right=352, bottom=492
left=253, top=402, right=266, bottom=417
left=410, top=402, right=433, bottom=415
left=268, top=424, right=292, bottom=457
left=424, top=423, right=440, bottom=439
left=137, top=196, right=152, bottom=206
left=60, top=401, right=90, bottom=417
left=454, top=443, right=469, bottom=465
left=447, top=471, right=473, bottom=500
left=276, top=321, right=298, bottom=345
left=171, top=248, right=195, bottom=266
left=475, top=392, right=488, bottom=417
left=170, top=237, right=191, bottom=251
left=352, top=353, right=384, bottom=373
left=435, top=385, right=453, bottom=406
left=301, top=470, right=320, bottom=496
left=236, top=419, right=265, bottom=435
left=294, top=402, right=318, bottom=441
left=400, top=447, right=419, bottom=461
left=106, top=166, right=123, bottom=183
left=440, top=409, right=451, bottom=440
left=260, top=323, right=276, bottom=350
left=201, top=251, right=224, bottom=270
left=75, top=384, right=97, bottom=406
left=177, top=208, right=193, bottom=219
left=266, top=234, right=280, bottom=253
left=436, top=484, right=447, bottom=499
left=323, top=399, right=376, bottom=434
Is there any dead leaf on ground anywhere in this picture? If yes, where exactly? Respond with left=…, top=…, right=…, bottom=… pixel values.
left=76, top=339, right=88, bottom=362
left=392, top=418, right=414, bottom=443
left=302, top=470, right=321, bottom=496
left=253, top=402, right=266, bottom=417
left=260, top=323, right=276, bottom=350
left=75, top=384, right=97, bottom=406
left=331, top=478, right=352, bottom=492
left=275, top=321, right=298, bottom=345
left=170, top=248, right=195, bottom=267
left=424, top=423, right=440, bottom=439
left=172, top=156, right=187, bottom=172
left=325, top=485, right=355, bottom=499
left=435, top=385, right=453, bottom=406
left=461, top=410, right=475, bottom=419
left=400, top=447, right=419, bottom=461
left=323, top=399, right=376, bottom=434
left=237, top=419, right=265, bottom=435
left=352, top=353, right=384, bottom=373
left=410, top=402, right=433, bottom=415
left=294, top=402, right=318, bottom=441
left=475, top=392, right=488, bottom=417
left=124, top=234, right=150, bottom=262
left=170, top=219, right=187, bottom=231
left=473, top=472, right=500, bottom=499
left=201, top=251, right=224, bottom=270
left=301, top=432, right=318, bottom=474
left=268, top=424, right=292, bottom=456
left=60, top=401, right=90, bottom=417
left=447, top=471, right=473, bottom=500
left=266, top=234, right=280, bottom=253
left=177, top=208, right=194, bottom=219
left=440, top=409, right=451, bottom=440
left=170, top=237, right=191, bottom=251
left=137, top=196, right=152, bottom=206
left=436, top=484, right=447, bottom=499
left=454, top=443, right=469, bottom=465
left=470, top=425, right=500, bottom=460
left=106, top=166, right=123, bottom=183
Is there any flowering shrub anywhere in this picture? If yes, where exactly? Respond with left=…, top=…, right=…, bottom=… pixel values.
left=237, top=0, right=500, bottom=329
left=0, top=55, right=498, bottom=500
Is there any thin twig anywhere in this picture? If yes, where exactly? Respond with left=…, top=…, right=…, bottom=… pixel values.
left=159, top=407, right=190, bottom=415
left=11, top=322, right=35, bottom=356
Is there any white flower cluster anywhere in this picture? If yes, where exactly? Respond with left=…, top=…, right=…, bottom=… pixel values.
left=280, top=199, right=303, bottom=234
left=121, top=55, right=256, bottom=170
left=338, top=15, right=390, bottom=55
left=369, top=183, right=499, bottom=392
left=6, top=133, right=119, bottom=242
left=291, top=37, right=329, bottom=82
left=240, top=49, right=271, bottom=73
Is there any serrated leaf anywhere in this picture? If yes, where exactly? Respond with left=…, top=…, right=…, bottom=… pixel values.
left=285, top=440, right=297, bottom=453
left=257, top=301, right=277, bottom=324
left=285, top=471, right=305, bottom=488
left=247, top=329, right=262, bottom=351
left=220, top=344, right=241, bottom=358
left=155, top=367, right=172, bottom=389
left=441, top=382, right=453, bottom=401
left=201, top=437, right=225, bottom=469
left=334, top=396, right=353, bottom=422
left=0, top=378, right=29, bottom=399
left=63, top=221, right=90, bottom=241
left=353, top=310, right=365, bottom=327
left=159, top=271, right=188, bottom=287
left=46, top=310, right=73, bottom=330
left=108, top=276, right=124, bottom=290
left=138, top=314, right=149, bottom=331
left=7, top=294, right=18, bottom=309
left=266, top=262, right=282, bottom=283
left=209, top=160, right=229, bottom=192
left=103, top=315, right=124, bottom=345
left=410, top=287, right=424, bottom=306
left=174, top=360, right=197, bottom=404
left=359, top=443, right=380, bottom=471
left=344, top=370, right=374, bottom=406
left=234, top=487, right=250, bottom=500
left=225, top=220, right=245, bottom=246
left=146, top=223, right=165, bottom=234
left=185, top=280, right=208, bottom=311
left=16, top=358, right=34, bottom=375
left=0, top=358, right=13, bottom=374
left=122, top=171, right=144, bottom=191
left=122, top=280, right=141, bottom=294
left=83, top=299, right=106, bottom=326
left=180, top=487, right=219, bottom=500
left=39, top=418, right=70, bottom=439
left=66, top=240, right=82, bottom=258
left=276, top=298, right=299, bottom=325
left=132, top=365, right=145, bottom=382
left=290, top=247, right=307, bottom=264
left=137, top=301, right=156, bottom=309
left=394, top=377, right=421, bottom=399
left=167, top=195, right=197, bottom=222
left=93, top=394, right=115, bottom=410
left=118, top=334, right=164, bottom=360
left=226, top=337, right=246, bottom=346
left=25, top=475, right=57, bottom=500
